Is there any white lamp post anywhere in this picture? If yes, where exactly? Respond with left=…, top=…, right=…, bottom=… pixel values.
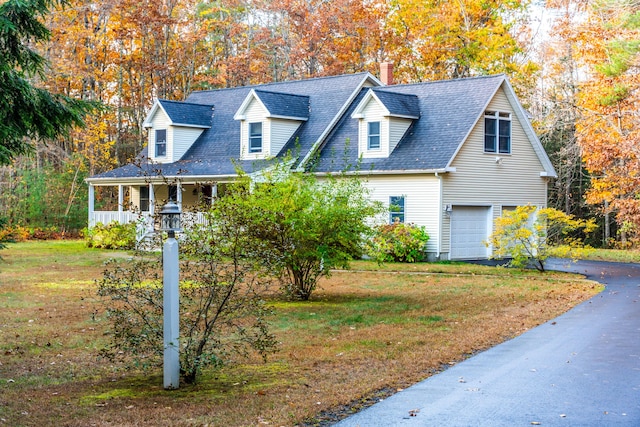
left=160, top=200, right=181, bottom=389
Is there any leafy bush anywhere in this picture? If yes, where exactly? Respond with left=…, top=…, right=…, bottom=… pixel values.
left=487, top=205, right=596, bottom=271
left=216, top=166, right=383, bottom=301
left=368, top=222, right=430, bottom=263
left=85, top=221, right=136, bottom=249
left=97, top=216, right=278, bottom=385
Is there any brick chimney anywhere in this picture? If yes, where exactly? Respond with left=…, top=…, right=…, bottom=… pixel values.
left=380, top=62, right=394, bottom=85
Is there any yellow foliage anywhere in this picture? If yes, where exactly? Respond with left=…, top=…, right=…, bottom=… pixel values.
left=488, top=205, right=595, bottom=271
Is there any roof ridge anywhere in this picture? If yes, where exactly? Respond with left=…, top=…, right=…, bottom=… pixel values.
left=253, top=88, right=310, bottom=98
left=378, top=73, right=505, bottom=89
left=159, top=99, right=214, bottom=106
left=191, top=72, right=373, bottom=94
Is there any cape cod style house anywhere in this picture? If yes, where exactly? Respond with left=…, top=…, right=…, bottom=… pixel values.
left=86, top=64, right=556, bottom=260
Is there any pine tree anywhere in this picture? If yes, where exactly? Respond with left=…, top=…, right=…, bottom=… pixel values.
left=0, top=0, right=94, bottom=165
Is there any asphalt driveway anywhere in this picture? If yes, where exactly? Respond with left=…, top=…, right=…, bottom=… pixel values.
left=334, top=259, right=640, bottom=426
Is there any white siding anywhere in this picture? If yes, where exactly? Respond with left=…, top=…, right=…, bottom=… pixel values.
left=149, top=110, right=171, bottom=162
left=359, top=101, right=389, bottom=158
left=173, top=126, right=204, bottom=161
left=270, top=118, right=301, bottom=155
left=364, top=174, right=441, bottom=255
left=441, top=84, right=549, bottom=255
left=240, top=99, right=269, bottom=160
left=389, top=118, right=412, bottom=153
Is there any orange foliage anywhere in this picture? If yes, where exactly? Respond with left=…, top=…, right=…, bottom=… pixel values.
left=573, top=1, right=640, bottom=232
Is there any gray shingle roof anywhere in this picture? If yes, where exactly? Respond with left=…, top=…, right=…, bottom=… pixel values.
left=313, top=74, right=505, bottom=173
left=253, top=90, right=309, bottom=120
left=371, top=89, right=420, bottom=118
left=158, top=99, right=213, bottom=127
left=89, top=73, right=516, bottom=181
left=91, top=73, right=373, bottom=180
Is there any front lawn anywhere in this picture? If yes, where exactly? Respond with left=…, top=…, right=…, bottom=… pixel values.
left=0, top=241, right=602, bottom=426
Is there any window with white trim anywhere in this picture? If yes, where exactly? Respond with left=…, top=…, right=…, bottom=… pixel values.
left=249, top=122, right=263, bottom=153
left=139, top=186, right=150, bottom=212
left=390, top=196, right=405, bottom=223
left=368, top=121, right=381, bottom=150
left=155, top=129, right=167, bottom=157
left=168, top=185, right=178, bottom=202
left=484, top=111, right=511, bottom=154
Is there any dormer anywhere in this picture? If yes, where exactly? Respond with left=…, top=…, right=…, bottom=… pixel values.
left=351, top=89, right=420, bottom=159
left=234, top=89, right=309, bottom=160
left=143, top=100, right=213, bottom=163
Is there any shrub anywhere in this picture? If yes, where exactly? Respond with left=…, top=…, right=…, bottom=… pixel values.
left=487, top=205, right=596, bottom=271
left=368, top=222, right=430, bottom=263
left=85, top=221, right=136, bottom=249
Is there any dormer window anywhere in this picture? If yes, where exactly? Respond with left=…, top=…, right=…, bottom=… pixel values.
left=368, top=122, right=381, bottom=150
left=156, top=129, right=167, bottom=157
left=352, top=89, right=419, bottom=159
left=484, top=111, right=511, bottom=154
left=249, top=122, right=263, bottom=153
left=234, top=90, right=309, bottom=160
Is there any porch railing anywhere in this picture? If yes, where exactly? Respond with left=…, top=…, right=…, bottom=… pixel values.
left=89, top=210, right=209, bottom=241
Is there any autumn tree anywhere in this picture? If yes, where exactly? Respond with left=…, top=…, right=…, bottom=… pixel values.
left=382, top=0, right=535, bottom=83
left=573, top=0, right=640, bottom=246
left=534, top=2, right=591, bottom=218
left=261, top=0, right=385, bottom=79
left=0, top=0, right=94, bottom=165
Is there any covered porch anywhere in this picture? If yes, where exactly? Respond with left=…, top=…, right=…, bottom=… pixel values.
left=87, top=179, right=233, bottom=240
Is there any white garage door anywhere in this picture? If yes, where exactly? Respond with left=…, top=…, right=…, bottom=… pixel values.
left=450, top=206, right=490, bottom=260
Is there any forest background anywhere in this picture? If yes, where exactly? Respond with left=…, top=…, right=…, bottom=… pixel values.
left=0, top=0, right=638, bottom=248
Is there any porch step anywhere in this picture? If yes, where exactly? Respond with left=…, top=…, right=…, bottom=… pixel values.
left=136, top=231, right=162, bottom=252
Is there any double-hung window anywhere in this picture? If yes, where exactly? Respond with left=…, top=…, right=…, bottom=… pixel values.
left=249, top=122, right=263, bottom=153
left=139, top=186, right=150, bottom=212
left=168, top=185, right=178, bottom=202
left=390, top=196, right=405, bottom=223
left=484, top=111, right=511, bottom=154
left=155, top=129, right=167, bottom=157
left=368, top=121, right=381, bottom=150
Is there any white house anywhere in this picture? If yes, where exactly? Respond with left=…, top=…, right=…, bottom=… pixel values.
left=86, top=65, right=556, bottom=260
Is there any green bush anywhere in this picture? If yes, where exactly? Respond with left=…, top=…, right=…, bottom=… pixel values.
left=85, top=221, right=136, bottom=250
left=368, top=222, right=429, bottom=263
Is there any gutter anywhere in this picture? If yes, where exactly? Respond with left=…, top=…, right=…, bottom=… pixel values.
left=311, top=167, right=456, bottom=177
left=85, top=174, right=240, bottom=186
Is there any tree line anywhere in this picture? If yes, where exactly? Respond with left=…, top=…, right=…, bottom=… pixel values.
left=1, top=0, right=639, bottom=247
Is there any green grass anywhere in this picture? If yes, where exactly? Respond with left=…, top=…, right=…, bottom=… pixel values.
left=583, top=247, right=640, bottom=263
left=0, top=240, right=605, bottom=427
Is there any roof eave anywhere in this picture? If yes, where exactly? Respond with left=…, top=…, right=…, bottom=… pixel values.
left=268, top=114, right=309, bottom=121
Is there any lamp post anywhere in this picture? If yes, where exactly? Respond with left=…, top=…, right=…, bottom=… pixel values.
left=160, top=200, right=181, bottom=389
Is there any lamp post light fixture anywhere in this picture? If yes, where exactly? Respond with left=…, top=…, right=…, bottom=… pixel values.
left=159, top=200, right=181, bottom=389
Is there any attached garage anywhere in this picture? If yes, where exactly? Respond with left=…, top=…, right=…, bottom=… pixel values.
left=449, top=206, right=492, bottom=260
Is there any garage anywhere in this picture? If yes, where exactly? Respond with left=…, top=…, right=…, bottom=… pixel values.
left=450, top=206, right=491, bottom=260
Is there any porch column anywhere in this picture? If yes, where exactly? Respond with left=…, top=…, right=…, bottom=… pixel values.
left=118, top=184, right=124, bottom=224
left=149, top=183, right=156, bottom=233
left=176, top=181, right=182, bottom=209
left=149, top=183, right=155, bottom=216
left=88, top=184, right=95, bottom=227
left=211, top=184, right=217, bottom=206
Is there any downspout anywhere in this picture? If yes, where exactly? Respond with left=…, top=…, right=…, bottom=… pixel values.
left=118, top=184, right=124, bottom=224
left=88, top=184, right=95, bottom=228
left=149, top=183, right=155, bottom=234
left=435, top=172, right=442, bottom=260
